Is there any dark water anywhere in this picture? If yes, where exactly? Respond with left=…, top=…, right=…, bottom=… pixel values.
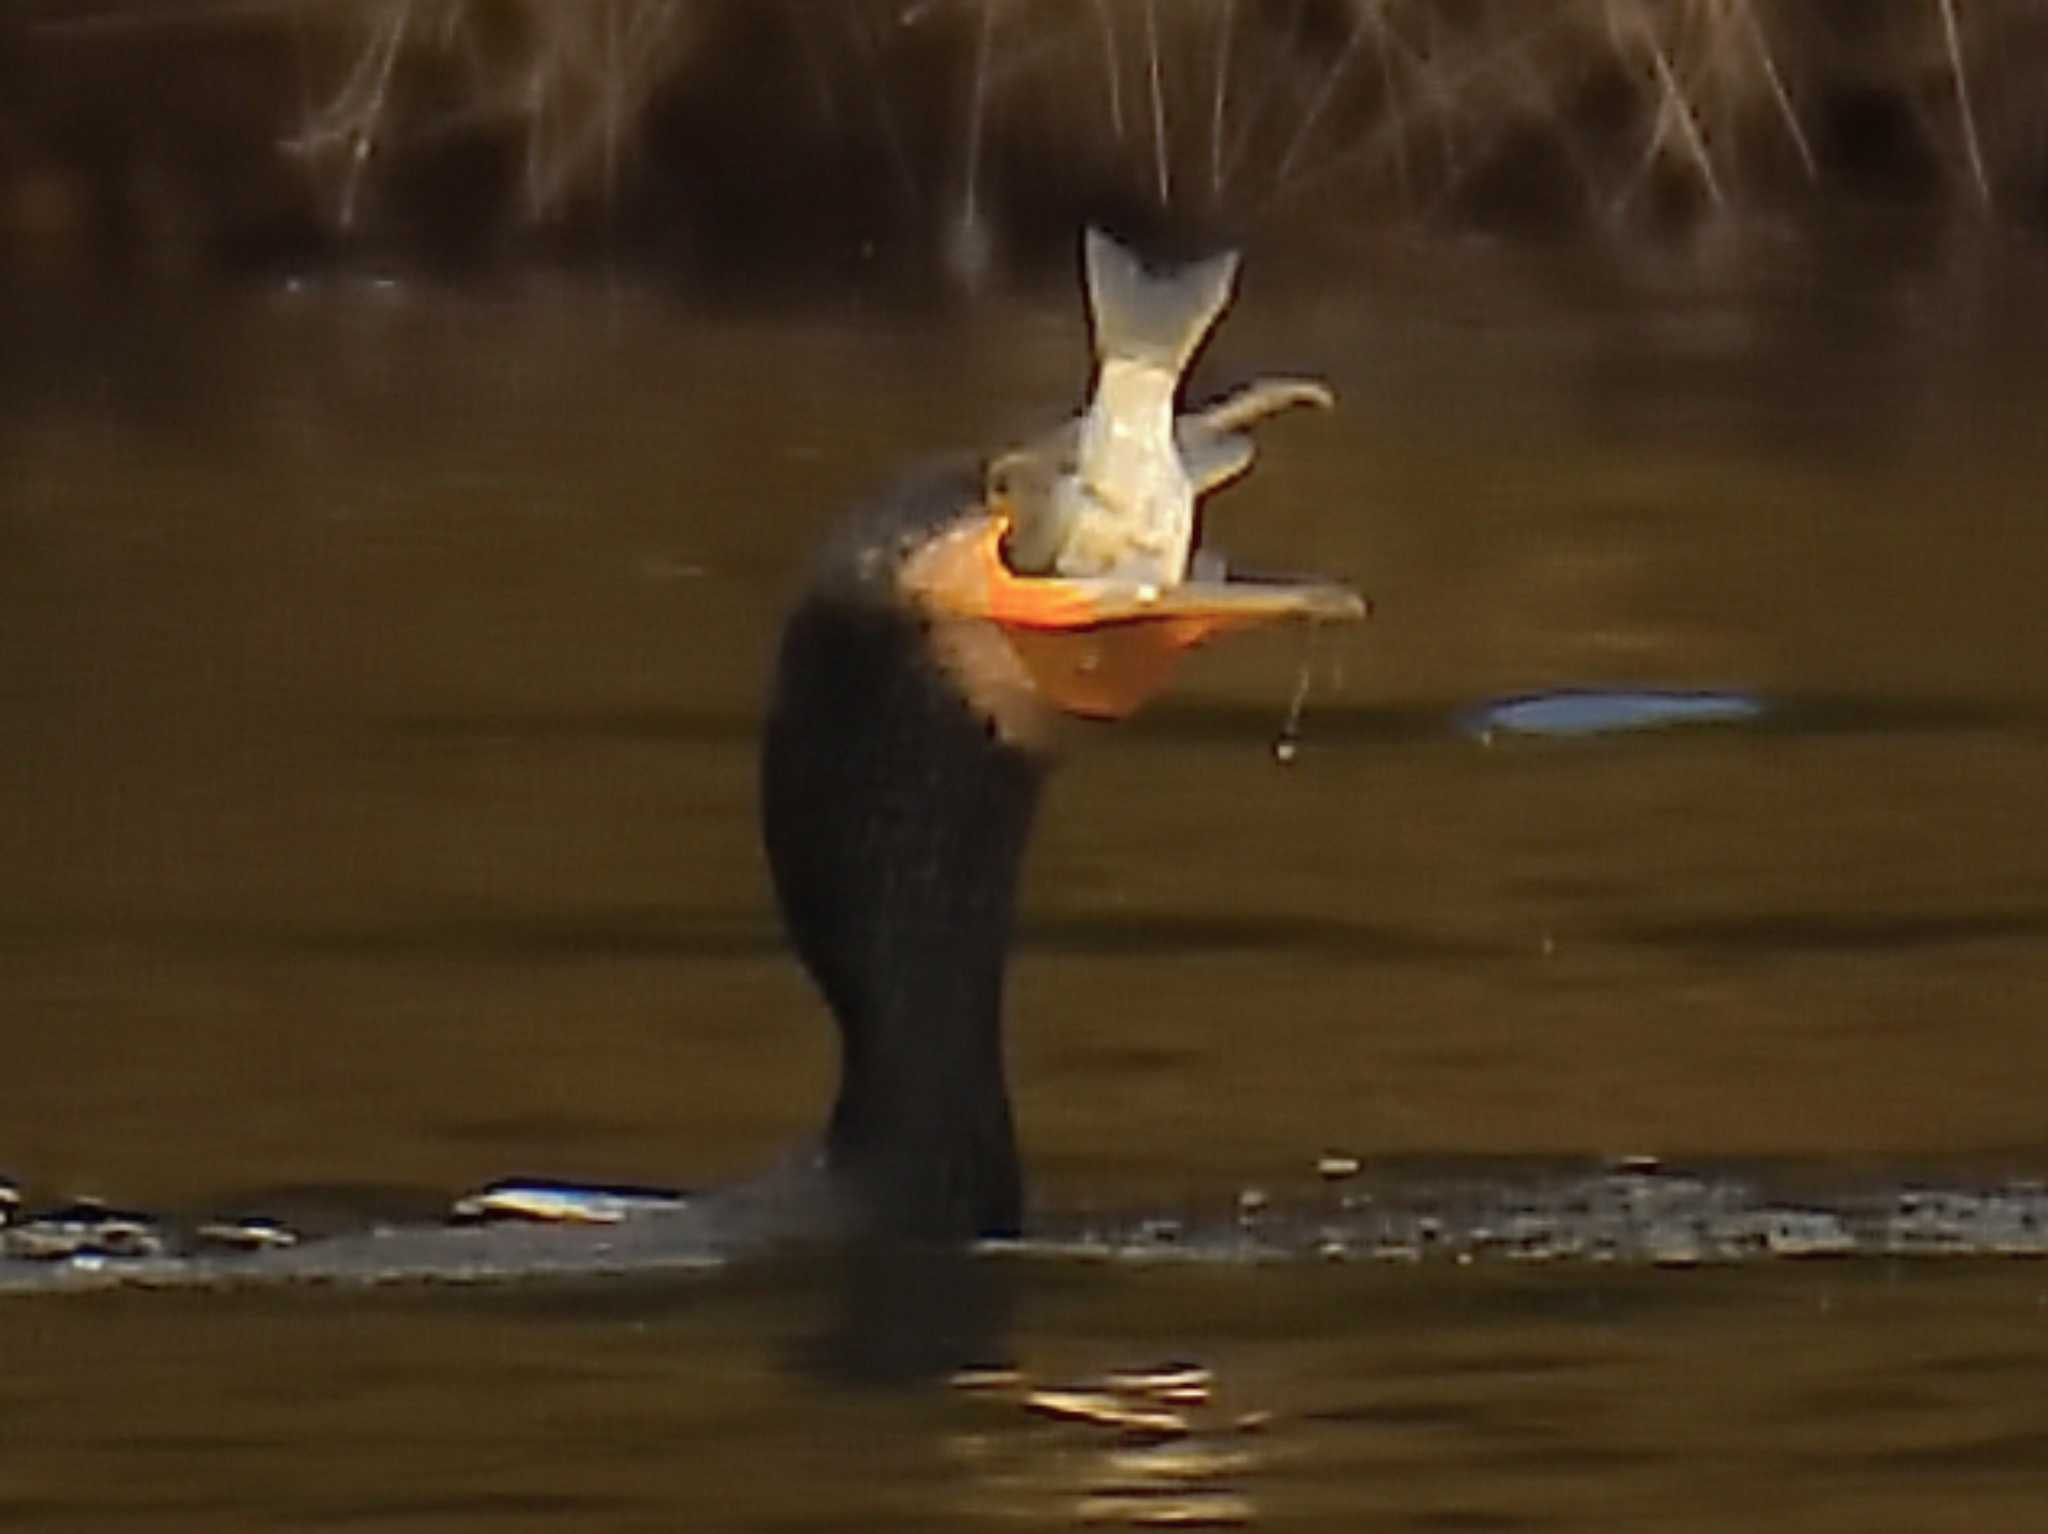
left=7, top=1264, right=2048, bottom=1530
left=6, top=229, right=2048, bottom=1524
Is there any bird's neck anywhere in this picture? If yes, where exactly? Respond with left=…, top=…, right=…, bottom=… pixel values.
left=762, top=584, right=1046, bottom=1239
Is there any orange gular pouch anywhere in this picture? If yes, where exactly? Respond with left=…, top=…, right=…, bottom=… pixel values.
left=998, top=616, right=1251, bottom=720
left=901, top=511, right=1367, bottom=723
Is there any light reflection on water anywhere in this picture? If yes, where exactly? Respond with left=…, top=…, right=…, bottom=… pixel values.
left=4, top=236, right=2048, bottom=1525
left=4, top=1262, right=2047, bottom=1529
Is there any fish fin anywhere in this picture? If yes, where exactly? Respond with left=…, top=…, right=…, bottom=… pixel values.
left=1176, top=376, right=1333, bottom=494
left=1192, top=376, right=1335, bottom=436
left=1176, top=427, right=1255, bottom=493
left=1084, top=228, right=1239, bottom=373
left=989, top=429, right=1079, bottom=574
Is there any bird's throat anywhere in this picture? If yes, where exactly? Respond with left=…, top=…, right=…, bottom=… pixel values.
left=761, top=545, right=1046, bottom=1239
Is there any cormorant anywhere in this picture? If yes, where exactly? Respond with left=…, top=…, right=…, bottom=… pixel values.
left=760, top=441, right=1359, bottom=1242
left=0, top=234, right=1361, bottom=1288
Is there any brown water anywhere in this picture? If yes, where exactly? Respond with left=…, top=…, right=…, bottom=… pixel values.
left=5, top=228, right=2048, bottom=1524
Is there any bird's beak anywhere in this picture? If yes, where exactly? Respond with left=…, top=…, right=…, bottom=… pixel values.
left=900, top=511, right=1366, bottom=720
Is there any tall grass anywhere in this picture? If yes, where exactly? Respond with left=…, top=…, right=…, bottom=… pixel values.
left=12, top=1, right=2048, bottom=273
left=276, top=1, right=701, bottom=228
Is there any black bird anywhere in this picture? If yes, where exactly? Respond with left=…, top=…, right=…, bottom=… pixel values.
left=0, top=239, right=1361, bottom=1290
left=758, top=441, right=1360, bottom=1242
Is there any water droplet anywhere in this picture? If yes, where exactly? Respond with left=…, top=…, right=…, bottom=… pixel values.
left=1271, top=632, right=1318, bottom=764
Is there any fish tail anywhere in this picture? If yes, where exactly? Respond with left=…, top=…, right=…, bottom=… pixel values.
left=1084, top=228, right=1239, bottom=373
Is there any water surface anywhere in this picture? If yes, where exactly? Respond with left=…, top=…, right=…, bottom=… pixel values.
left=5, top=233, right=2048, bottom=1523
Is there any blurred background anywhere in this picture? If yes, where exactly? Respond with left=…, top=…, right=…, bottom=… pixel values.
left=6, top=0, right=2048, bottom=281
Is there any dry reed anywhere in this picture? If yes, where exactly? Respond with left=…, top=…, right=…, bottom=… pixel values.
left=12, top=0, right=2048, bottom=269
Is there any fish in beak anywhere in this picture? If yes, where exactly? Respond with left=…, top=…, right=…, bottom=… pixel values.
left=905, top=228, right=1364, bottom=722
left=998, top=228, right=1337, bottom=587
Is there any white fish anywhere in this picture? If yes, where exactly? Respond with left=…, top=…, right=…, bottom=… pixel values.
left=1050, top=229, right=1236, bottom=583
left=999, top=228, right=1333, bottom=585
